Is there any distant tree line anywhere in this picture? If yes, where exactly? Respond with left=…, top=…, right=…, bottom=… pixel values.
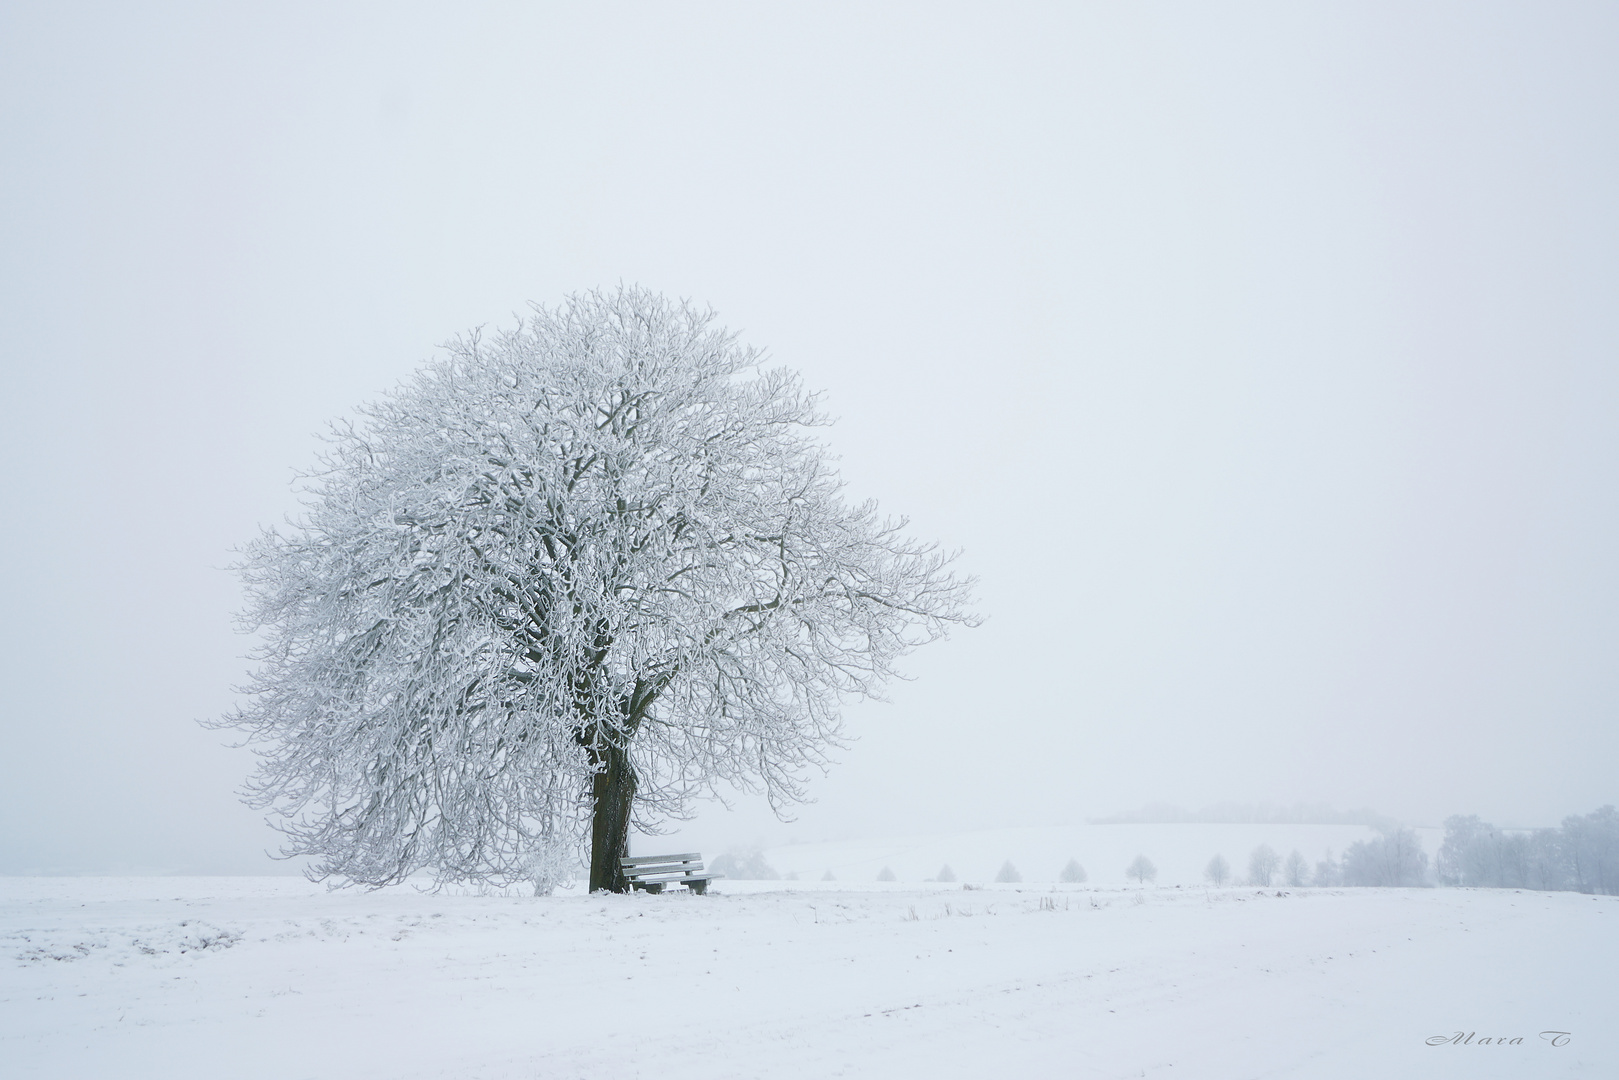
left=730, top=805, right=1616, bottom=890
left=1314, top=828, right=1430, bottom=887
left=1197, top=806, right=1617, bottom=892
left=1204, top=830, right=1431, bottom=888
left=1436, top=806, right=1618, bottom=894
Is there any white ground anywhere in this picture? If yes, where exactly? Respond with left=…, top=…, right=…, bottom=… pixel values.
left=3, top=876, right=1613, bottom=1079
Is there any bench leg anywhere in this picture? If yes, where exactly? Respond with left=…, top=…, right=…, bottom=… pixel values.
left=687, top=880, right=708, bottom=895
left=645, top=882, right=665, bottom=895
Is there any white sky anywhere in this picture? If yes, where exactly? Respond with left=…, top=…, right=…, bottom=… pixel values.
left=2, top=2, right=1616, bottom=872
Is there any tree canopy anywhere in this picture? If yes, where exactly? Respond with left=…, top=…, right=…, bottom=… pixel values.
left=216, top=288, right=975, bottom=891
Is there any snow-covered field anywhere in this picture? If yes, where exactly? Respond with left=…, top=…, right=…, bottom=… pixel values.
left=3, top=875, right=1612, bottom=1079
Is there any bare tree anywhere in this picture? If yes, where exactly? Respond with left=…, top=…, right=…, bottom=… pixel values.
left=1499, top=832, right=1531, bottom=889
left=1526, top=829, right=1567, bottom=892
left=1283, top=849, right=1309, bottom=888
left=1203, top=853, right=1230, bottom=886
left=212, top=287, right=976, bottom=892
left=1340, top=827, right=1429, bottom=887
left=996, top=861, right=1022, bottom=883
left=1564, top=806, right=1619, bottom=895
left=1439, top=815, right=1502, bottom=887
left=1126, top=855, right=1157, bottom=884
left=936, top=864, right=957, bottom=882
left=1248, top=844, right=1280, bottom=887
left=1059, top=858, right=1087, bottom=883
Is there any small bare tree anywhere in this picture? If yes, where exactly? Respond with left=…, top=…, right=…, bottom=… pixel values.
left=1204, top=853, right=1230, bottom=886
left=1126, top=855, right=1157, bottom=884
left=1283, top=849, right=1309, bottom=888
left=1248, top=844, right=1280, bottom=887
left=996, top=861, right=1022, bottom=883
left=1059, top=858, right=1087, bottom=883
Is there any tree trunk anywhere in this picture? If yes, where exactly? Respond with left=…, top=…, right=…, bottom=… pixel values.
left=588, top=740, right=637, bottom=892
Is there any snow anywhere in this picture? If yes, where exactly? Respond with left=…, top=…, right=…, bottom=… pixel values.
left=3, top=874, right=1612, bottom=1079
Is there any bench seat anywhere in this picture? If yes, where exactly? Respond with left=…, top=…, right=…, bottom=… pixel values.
left=620, top=853, right=723, bottom=894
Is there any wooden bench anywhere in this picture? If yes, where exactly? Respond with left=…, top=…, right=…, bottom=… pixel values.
left=620, top=853, right=722, bottom=894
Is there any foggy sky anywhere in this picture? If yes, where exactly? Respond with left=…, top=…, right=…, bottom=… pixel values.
left=2, top=2, right=1616, bottom=873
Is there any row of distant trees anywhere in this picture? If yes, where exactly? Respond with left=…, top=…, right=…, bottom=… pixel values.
left=1203, top=847, right=1311, bottom=887
left=1203, top=830, right=1431, bottom=888
left=716, top=806, right=1618, bottom=889
left=730, top=838, right=1425, bottom=886
left=1437, top=806, right=1618, bottom=894
left=721, top=858, right=1094, bottom=883
left=1191, top=806, right=1619, bottom=893
left=761, top=855, right=1061, bottom=883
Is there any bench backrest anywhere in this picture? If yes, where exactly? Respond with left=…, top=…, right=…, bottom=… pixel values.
left=620, top=853, right=705, bottom=878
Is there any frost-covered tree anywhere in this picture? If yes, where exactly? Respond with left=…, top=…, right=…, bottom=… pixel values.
left=1498, top=832, right=1531, bottom=889
left=1313, top=850, right=1339, bottom=887
left=1283, top=849, right=1309, bottom=888
left=1526, top=829, right=1568, bottom=892
left=1126, top=855, right=1156, bottom=884
left=1564, top=805, right=1619, bottom=895
left=524, top=836, right=578, bottom=897
left=1203, top=853, right=1230, bottom=886
left=936, top=864, right=957, bottom=882
left=1340, top=827, right=1429, bottom=887
left=1059, top=858, right=1087, bottom=883
left=995, top=861, right=1021, bottom=883
left=1248, top=844, right=1280, bottom=887
left=1434, top=810, right=1619, bottom=894
left=1437, top=815, right=1541, bottom=889
left=877, top=866, right=898, bottom=882
left=212, top=288, right=976, bottom=892
left=1438, top=815, right=1497, bottom=886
